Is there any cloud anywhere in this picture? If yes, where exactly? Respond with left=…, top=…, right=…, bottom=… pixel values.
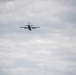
left=0, top=31, right=76, bottom=75
left=0, top=0, right=14, bottom=3
left=0, top=0, right=76, bottom=27
left=0, top=0, right=76, bottom=75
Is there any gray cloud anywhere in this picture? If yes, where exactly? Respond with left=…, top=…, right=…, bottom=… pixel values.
left=0, top=0, right=14, bottom=3
left=0, top=0, right=76, bottom=75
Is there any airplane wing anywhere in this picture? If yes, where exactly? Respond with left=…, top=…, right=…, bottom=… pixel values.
left=20, top=27, right=28, bottom=29
left=31, top=27, right=40, bottom=29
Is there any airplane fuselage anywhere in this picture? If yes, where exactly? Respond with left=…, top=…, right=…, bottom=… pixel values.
left=28, top=25, right=31, bottom=31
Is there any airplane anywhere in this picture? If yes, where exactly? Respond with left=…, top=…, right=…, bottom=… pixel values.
left=20, top=22, right=40, bottom=31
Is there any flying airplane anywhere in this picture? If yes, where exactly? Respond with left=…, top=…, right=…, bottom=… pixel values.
left=20, top=22, right=40, bottom=31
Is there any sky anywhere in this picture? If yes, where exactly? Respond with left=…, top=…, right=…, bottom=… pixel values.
left=0, top=0, right=76, bottom=75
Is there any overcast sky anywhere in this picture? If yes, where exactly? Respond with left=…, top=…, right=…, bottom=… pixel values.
left=0, top=0, right=76, bottom=75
